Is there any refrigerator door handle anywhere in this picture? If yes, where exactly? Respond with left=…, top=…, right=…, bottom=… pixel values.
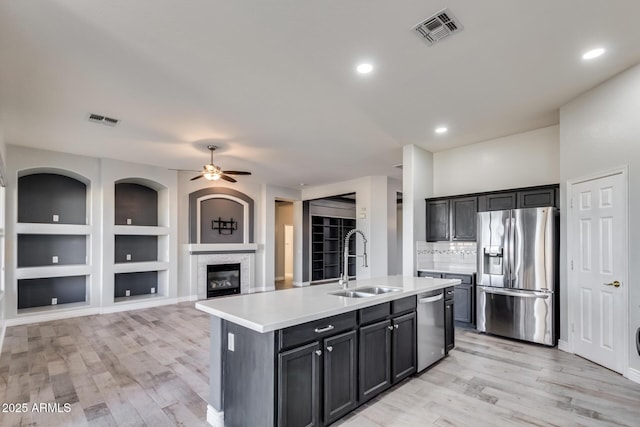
left=479, top=286, right=550, bottom=299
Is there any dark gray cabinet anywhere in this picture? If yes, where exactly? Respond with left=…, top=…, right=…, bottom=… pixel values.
left=450, top=197, right=477, bottom=241
left=358, top=319, right=391, bottom=403
left=417, top=271, right=443, bottom=279
left=323, top=331, right=357, bottom=425
left=278, top=341, right=322, bottom=427
left=426, top=197, right=476, bottom=242
left=517, top=187, right=558, bottom=208
left=391, top=311, right=417, bottom=383
left=444, top=287, right=455, bottom=354
left=478, top=192, right=517, bottom=211
left=426, top=200, right=450, bottom=241
left=443, top=273, right=475, bottom=327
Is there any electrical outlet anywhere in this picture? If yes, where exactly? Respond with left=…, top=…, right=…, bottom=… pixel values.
left=126, top=218, right=132, bottom=225
left=125, top=289, right=130, bottom=297
left=150, top=287, right=156, bottom=294
left=52, top=214, right=59, bottom=222
left=227, top=332, right=235, bottom=351
left=126, top=254, right=131, bottom=261
left=51, top=298, right=57, bottom=305
left=52, top=255, right=59, bottom=264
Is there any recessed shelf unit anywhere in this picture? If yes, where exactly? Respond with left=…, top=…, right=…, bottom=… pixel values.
left=16, top=172, right=91, bottom=310
left=310, top=216, right=356, bottom=283
left=113, top=181, right=167, bottom=302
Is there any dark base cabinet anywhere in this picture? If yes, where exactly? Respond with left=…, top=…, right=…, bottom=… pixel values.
left=445, top=287, right=455, bottom=354
left=278, top=342, right=322, bottom=427
left=323, top=331, right=357, bottom=425
left=391, top=311, right=417, bottom=383
left=358, top=320, right=392, bottom=403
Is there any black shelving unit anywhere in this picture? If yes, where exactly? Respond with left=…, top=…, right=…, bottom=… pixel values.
left=311, top=216, right=356, bottom=283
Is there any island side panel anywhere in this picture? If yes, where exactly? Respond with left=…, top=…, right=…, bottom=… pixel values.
left=223, top=320, right=276, bottom=427
left=209, top=316, right=224, bottom=412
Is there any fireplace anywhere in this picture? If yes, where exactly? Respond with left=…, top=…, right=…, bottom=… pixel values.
left=207, top=263, right=241, bottom=298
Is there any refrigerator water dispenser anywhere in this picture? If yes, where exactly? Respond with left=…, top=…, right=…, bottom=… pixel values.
left=483, top=247, right=504, bottom=275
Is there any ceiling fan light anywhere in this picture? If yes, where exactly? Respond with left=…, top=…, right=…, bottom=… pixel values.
left=204, top=171, right=221, bottom=181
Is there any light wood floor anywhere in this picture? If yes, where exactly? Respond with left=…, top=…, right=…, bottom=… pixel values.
left=1, top=303, right=639, bottom=427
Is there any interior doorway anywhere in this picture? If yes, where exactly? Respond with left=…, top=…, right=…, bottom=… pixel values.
left=568, top=167, right=628, bottom=374
left=275, top=200, right=295, bottom=290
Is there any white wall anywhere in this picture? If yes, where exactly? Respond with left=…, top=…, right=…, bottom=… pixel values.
left=560, top=63, right=640, bottom=374
left=402, top=145, right=433, bottom=276
left=433, top=125, right=559, bottom=196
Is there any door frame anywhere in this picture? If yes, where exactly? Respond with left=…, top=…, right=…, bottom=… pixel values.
left=566, top=165, right=629, bottom=376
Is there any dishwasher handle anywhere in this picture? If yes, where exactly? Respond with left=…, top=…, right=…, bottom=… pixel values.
left=418, top=293, right=444, bottom=304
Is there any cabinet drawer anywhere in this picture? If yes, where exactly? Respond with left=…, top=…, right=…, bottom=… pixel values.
left=417, top=271, right=443, bottom=278
left=517, top=187, right=557, bottom=208
left=359, top=302, right=390, bottom=325
left=443, top=273, right=474, bottom=285
left=278, top=311, right=357, bottom=351
left=391, top=296, right=416, bottom=315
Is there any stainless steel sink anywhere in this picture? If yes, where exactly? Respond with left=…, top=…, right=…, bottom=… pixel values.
left=330, top=286, right=401, bottom=298
left=330, top=290, right=377, bottom=298
left=355, top=286, right=401, bottom=295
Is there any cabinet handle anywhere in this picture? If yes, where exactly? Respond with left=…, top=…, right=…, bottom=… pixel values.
left=326, top=346, right=333, bottom=352
left=394, top=324, right=399, bottom=329
left=315, top=350, right=322, bottom=356
left=314, top=325, right=334, bottom=333
left=388, top=325, right=394, bottom=331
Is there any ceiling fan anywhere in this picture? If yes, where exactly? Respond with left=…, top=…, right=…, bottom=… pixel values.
left=190, top=145, right=251, bottom=182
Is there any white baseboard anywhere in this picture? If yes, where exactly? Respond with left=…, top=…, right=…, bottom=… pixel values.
left=627, top=368, right=640, bottom=385
left=293, top=281, right=309, bottom=287
left=275, top=276, right=284, bottom=281
left=177, top=295, right=199, bottom=303
left=100, top=297, right=179, bottom=314
left=5, top=307, right=101, bottom=327
left=558, top=339, right=570, bottom=353
left=206, top=404, right=224, bottom=427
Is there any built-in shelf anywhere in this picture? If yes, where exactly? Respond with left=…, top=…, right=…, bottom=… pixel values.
left=15, top=265, right=91, bottom=280
left=311, top=215, right=356, bottom=283
left=15, top=223, right=91, bottom=235
left=114, top=293, right=166, bottom=304
left=17, top=300, right=90, bottom=315
left=113, top=225, right=169, bottom=236
left=113, top=261, right=169, bottom=274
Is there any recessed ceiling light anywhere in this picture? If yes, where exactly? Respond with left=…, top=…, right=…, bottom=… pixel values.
left=356, top=63, right=373, bottom=74
left=435, top=127, right=448, bottom=134
left=299, top=183, right=306, bottom=186
left=582, top=47, right=605, bottom=60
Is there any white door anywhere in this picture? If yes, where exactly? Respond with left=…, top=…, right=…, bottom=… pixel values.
left=284, top=225, right=294, bottom=278
left=571, top=172, right=627, bottom=373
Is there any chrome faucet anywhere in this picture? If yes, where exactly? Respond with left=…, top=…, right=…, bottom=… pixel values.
left=339, top=229, right=368, bottom=289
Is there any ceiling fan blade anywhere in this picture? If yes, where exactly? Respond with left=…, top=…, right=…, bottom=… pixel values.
left=220, top=174, right=237, bottom=183
left=222, top=170, right=252, bottom=175
left=190, top=174, right=204, bottom=181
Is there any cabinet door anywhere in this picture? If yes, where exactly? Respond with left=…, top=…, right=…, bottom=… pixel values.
left=453, top=284, right=473, bottom=324
left=323, top=331, right=357, bottom=425
left=477, top=192, right=516, bottom=212
left=391, top=312, right=417, bottom=383
left=358, top=320, right=391, bottom=403
left=517, top=187, right=557, bottom=208
left=426, top=200, right=450, bottom=241
left=451, top=197, right=477, bottom=241
left=444, top=300, right=455, bottom=354
left=278, top=342, right=322, bottom=427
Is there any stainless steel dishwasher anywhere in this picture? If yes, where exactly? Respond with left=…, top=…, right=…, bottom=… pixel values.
left=417, top=289, right=445, bottom=371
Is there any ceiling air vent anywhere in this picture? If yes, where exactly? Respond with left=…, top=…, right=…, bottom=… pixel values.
left=87, top=113, right=120, bottom=127
left=412, top=9, right=463, bottom=46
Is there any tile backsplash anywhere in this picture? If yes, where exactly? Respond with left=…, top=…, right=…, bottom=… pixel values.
left=416, top=241, right=477, bottom=269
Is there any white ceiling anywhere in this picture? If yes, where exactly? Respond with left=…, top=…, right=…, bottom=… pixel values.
left=1, top=1, right=639, bottom=188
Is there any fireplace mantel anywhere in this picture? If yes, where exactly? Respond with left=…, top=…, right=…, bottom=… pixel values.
left=188, top=243, right=258, bottom=254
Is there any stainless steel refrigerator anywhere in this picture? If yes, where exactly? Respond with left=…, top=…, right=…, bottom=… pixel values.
left=476, top=207, right=558, bottom=346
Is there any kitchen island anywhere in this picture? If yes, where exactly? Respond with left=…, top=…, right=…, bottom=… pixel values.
left=196, top=275, right=460, bottom=427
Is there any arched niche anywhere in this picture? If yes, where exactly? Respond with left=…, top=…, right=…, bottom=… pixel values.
left=18, top=169, right=89, bottom=224
left=189, top=187, right=254, bottom=244
left=115, top=178, right=167, bottom=226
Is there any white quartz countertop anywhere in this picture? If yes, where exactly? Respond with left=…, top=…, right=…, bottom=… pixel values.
left=417, top=264, right=476, bottom=275
left=195, top=275, right=459, bottom=333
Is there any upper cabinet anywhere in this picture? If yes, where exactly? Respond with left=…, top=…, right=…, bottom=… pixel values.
left=427, top=184, right=559, bottom=241
left=426, top=196, right=477, bottom=242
